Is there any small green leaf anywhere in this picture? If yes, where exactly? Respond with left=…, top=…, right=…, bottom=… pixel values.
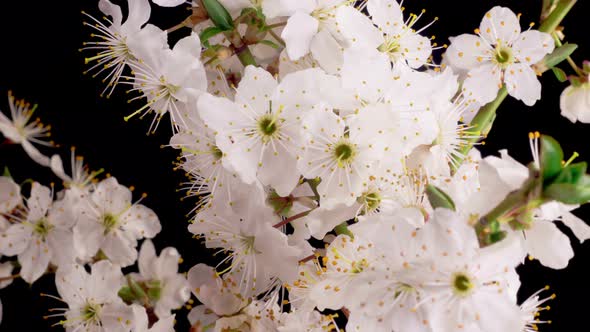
left=544, top=183, right=590, bottom=204
left=425, top=184, right=456, bottom=211
left=258, top=39, right=280, bottom=49
left=202, top=0, right=234, bottom=31
left=551, top=67, right=568, bottom=82
left=199, top=26, right=225, bottom=47
left=542, top=43, right=578, bottom=69
left=540, top=135, right=564, bottom=184
left=2, top=166, right=11, bottom=178
left=118, top=286, right=135, bottom=303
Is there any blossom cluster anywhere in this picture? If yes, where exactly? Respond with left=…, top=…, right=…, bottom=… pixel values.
left=1, top=0, right=590, bottom=331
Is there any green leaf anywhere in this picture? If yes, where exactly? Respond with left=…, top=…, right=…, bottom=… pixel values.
left=2, top=166, right=11, bottom=178
left=540, top=135, right=564, bottom=184
left=551, top=67, right=568, bottom=82
left=202, top=0, right=234, bottom=31
left=542, top=43, right=578, bottom=69
left=544, top=182, right=590, bottom=204
left=199, top=26, right=225, bottom=47
left=425, top=184, right=456, bottom=211
left=258, top=39, right=280, bottom=49
left=554, top=162, right=587, bottom=185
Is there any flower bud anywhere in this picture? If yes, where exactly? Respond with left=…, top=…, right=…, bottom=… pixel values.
left=560, top=81, right=590, bottom=123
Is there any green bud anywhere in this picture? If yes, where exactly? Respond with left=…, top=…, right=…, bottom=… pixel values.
left=489, top=231, right=507, bottom=244
left=425, top=184, right=456, bottom=211
left=118, top=286, right=135, bottom=304
left=553, top=162, right=587, bottom=185
left=147, top=282, right=162, bottom=301
left=540, top=135, right=564, bottom=185
left=202, top=0, right=234, bottom=31
left=3, top=166, right=11, bottom=178
left=128, top=277, right=147, bottom=301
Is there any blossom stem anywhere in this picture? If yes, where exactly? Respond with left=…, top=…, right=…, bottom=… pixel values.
left=451, top=87, right=508, bottom=174
left=552, top=32, right=585, bottom=76
left=539, top=0, right=577, bottom=34
left=273, top=209, right=313, bottom=228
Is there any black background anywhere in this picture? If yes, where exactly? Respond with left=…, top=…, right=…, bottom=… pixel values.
left=0, top=0, right=588, bottom=331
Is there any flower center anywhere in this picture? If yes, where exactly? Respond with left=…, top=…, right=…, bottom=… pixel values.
left=359, top=191, right=382, bottom=214
left=494, top=46, right=513, bottom=67
left=211, top=145, right=223, bottom=160
left=257, top=115, right=278, bottom=139
left=333, top=141, right=356, bottom=167
left=102, top=213, right=118, bottom=233
left=241, top=236, right=257, bottom=255
left=452, top=272, right=474, bottom=296
left=33, top=218, right=53, bottom=238
left=82, top=302, right=101, bottom=323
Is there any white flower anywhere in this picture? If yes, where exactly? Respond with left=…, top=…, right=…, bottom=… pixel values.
left=560, top=80, right=590, bottom=123
left=81, top=0, right=166, bottom=97
left=133, top=240, right=190, bottom=318
left=337, top=0, right=434, bottom=69
left=446, top=6, right=554, bottom=105
left=0, top=92, right=52, bottom=166
left=188, top=199, right=310, bottom=296
left=125, top=33, right=206, bottom=133
left=198, top=66, right=312, bottom=197
left=74, top=177, right=161, bottom=266
left=278, top=309, right=335, bottom=332
left=54, top=261, right=135, bottom=332
left=152, top=0, right=185, bottom=7
left=0, top=182, right=76, bottom=283
left=519, top=287, right=554, bottom=332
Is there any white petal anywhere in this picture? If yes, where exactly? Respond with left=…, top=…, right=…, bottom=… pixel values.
left=47, top=229, right=76, bottom=267
left=138, top=239, right=157, bottom=277
left=0, top=262, right=14, bottom=289
left=561, top=211, right=590, bottom=242
left=197, top=93, right=240, bottom=135
left=126, top=0, right=151, bottom=29
left=98, top=0, right=123, bottom=26
left=505, top=63, right=541, bottom=106
left=0, top=223, right=31, bottom=256
left=0, top=176, right=21, bottom=214
left=88, top=260, right=125, bottom=303
left=262, top=0, right=315, bottom=18
left=173, top=32, right=202, bottom=59
left=310, top=29, right=344, bottom=75
left=18, top=238, right=51, bottom=283
left=399, top=32, right=432, bottom=68
left=100, top=303, right=135, bottom=332
left=235, top=66, right=277, bottom=115
left=367, top=0, right=404, bottom=35
left=56, top=264, right=89, bottom=306
left=281, top=12, right=318, bottom=60
left=73, top=218, right=104, bottom=261
left=479, top=6, right=521, bottom=45
left=152, top=0, right=185, bottom=7
left=102, top=231, right=138, bottom=267
left=463, top=63, right=502, bottom=104
left=526, top=221, right=574, bottom=269
left=120, top=204, right=162, bottom=239
left=445, top=34, right=488, bottom=70
left=21, top=140, right=50, bottom=167
left=512, top=30, right=554, bottom=64
left=336, top=6, right=384, bottom=50
left=341, top=49, right=392, bottom=103
left=257, top=142, right=300, bottom=197
left=93, top=177, right=132, bottom=213
left=27, top=182, right=52, bottom=221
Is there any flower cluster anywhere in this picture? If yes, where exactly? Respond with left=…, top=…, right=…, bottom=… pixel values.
left=2, top=0, right=590, bottom=331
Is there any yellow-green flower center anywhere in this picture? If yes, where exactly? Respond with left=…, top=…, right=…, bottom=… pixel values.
left=452, top=273, right=474, bottom=296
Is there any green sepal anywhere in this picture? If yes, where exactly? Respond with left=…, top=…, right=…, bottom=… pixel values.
left=118, top=286, right=135, bottom=304
left=258, top=39, right=280, bottom=49
left=425, top=184, right=456, bottom=211
left=489, top=230, right=507, bottom=244
left=128, top=277, right=147, bottom=301
left=553, top=162, right=587, bottom=185
left=147, top=280, right=162, bottom=301
left=551, top=67, right=568, bottom=82
left=540, top=135, right=564, bottom=185
left=2, top=166, right=11, bottom=178
left=583, top=61, right=590, bottom=74
left=202, top=0, right=234, bottom=31
left=267, top=191, right=293, bottom=217
left=199, top=26, right=225, bottom=48
left=334, top=222, right=353, bottom=239
left=544, top=182, right=590, bottom=204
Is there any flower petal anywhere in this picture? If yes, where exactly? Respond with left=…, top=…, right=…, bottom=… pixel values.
left=526, top=221, right=574, bottom=269
left=446, top=34, right=488, bottom=70
left=479, top=6, right=521, bottom=45
left=336, top=5, right=384, bottom=50
left=367, top=0, right=404, bottom=35
left=505, top=63, right=541, bottom=106
left=18, top=237, right=51, bottom=283
left=512, top=30, right=554, bottom=64
left=463, top=63, right=502, bottom=104
left=281, top=12, right=319, bottom=61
